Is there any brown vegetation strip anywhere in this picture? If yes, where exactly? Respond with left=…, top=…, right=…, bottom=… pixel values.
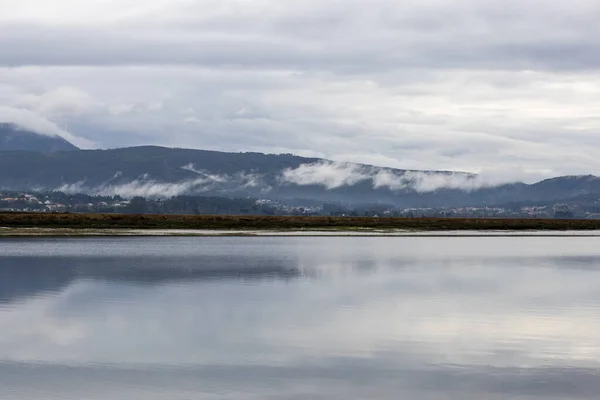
left=1, top=212, right=600, bottom=231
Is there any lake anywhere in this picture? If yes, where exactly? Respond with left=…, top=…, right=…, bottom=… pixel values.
left=2, top=236, right=600, bottom=399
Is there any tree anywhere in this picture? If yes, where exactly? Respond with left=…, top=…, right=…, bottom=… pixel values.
left=128, top=197, right=148, bottom=214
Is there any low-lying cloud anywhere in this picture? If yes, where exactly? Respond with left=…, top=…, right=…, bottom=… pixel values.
left=0, top=106, right=95, bottom=148
left=280, top=162, right=371, bottom=190
left=181, top=164, right=265, bottom=189
left=57, top=177, right=212, bottom=198
left=55, top=161, right=535, bottom=198
left=56, top=165, right=268, bottom=198
left=281, top=161, right=522, bottom=193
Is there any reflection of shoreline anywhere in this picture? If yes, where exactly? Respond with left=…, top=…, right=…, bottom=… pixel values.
left=0, top=255, right=302, bottom=304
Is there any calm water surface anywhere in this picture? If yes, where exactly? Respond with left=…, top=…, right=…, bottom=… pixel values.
left=2, top=236, right=600, bottom=399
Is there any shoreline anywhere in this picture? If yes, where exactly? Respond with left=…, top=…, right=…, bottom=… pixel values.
left=3, top=212, right=600, bottom=237
left=3, top=227, right=600, bottom=238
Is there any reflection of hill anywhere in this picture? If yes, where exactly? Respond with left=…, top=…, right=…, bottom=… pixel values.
left=0, top=255, right=302, bottom=304
left=77, top=255, right=302, bottom=283
left=0, top=258, right=76, bottom=304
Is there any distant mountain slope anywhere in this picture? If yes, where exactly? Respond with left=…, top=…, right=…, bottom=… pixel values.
left=0, top=145, right=472, bottom=205
left=0, top=144, right=599, bottom=207
left=0, top=123, right=78, bottom=153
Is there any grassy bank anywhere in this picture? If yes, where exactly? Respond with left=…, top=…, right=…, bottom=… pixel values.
left=1, top=212, right=600, bottom=231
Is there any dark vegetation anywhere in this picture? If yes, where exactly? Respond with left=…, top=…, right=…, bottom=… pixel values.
left=2, top=212, right=600, bottom=231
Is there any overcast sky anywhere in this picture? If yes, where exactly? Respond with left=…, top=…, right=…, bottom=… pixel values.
left=2, top=0, right=600, bottom=180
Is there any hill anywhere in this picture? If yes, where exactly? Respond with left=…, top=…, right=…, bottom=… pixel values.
left=0, top=123, right=79, bottom=153
left=0, top=145, right=481, bottom=206
left=1, top=139, right=600, bottom=207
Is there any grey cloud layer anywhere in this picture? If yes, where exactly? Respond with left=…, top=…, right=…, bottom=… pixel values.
left=2, top=0, right=600, bottom=179
left=3, top=1, right=600, bottom=71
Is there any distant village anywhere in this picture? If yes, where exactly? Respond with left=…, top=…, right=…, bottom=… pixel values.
left=1, top=191, right=598, bottom=219
left=0, top=192, right=131, bottom=213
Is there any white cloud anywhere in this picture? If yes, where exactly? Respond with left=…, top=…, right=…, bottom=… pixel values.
left=13, top=86, right=100, bottom=117
left=56, top=164, right=266, bottom=198
left=56, top=177, right=210, bottom=198
left=0, top=106, right=95, bottom=148
left=108, top=103, right=135, bottom=116
left=281, top=161, right=371, bottom=189
left=281, top=161, right=530, bottom=192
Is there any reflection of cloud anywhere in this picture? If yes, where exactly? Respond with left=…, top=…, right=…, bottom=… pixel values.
left=3, top=236, right=600, bottom=398
left=2, top=360, right=600, bottom=400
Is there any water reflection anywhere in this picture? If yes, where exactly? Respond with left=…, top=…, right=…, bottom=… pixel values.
left=0, top=255, right=301, bottom=301
left=1, top=236, right=600, bottom=399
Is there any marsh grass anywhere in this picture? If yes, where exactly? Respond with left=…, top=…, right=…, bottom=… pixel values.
left=1, top=212, right=600, bottom=231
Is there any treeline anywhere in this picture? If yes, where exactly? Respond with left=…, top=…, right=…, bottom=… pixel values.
left=2, top=190, right=595, bottom=219
left=125, top=196, right=281, bottom=215
left=1, top=190, right=402, bottom=216
left=0, top=191, right=305, bottom=216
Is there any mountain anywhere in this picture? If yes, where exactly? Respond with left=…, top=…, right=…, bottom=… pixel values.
left=1, top=136, right=600, bottom=207
left=0, top=145, right=479, bottom=206
left=0, top=123, right=79, bottom=153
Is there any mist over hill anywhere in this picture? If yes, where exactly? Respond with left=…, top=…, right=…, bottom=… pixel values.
left=0, top=123, right=79, bottom=153
left=1, top=125, right=600, bottom=208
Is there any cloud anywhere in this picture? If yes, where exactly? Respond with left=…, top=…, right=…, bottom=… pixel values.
left=280, top=161, right=530, bottom=192
left=2, top=1, right=600, bottom=72
left=56, top=177, right=212, bottom=198
left=56, top=165, right=267, bottom=198
left=13, top=86, right=100, bottom=117
left=0, top=106, right=95, bottom=148
left=108, top=103, right=134, bottom=116
left=393, top=171, right=492, bottom=192
left=50, top=160, right=581, bottom=198
left=1, top=1, right=600, bottom=179
left=280, top=162, right=371, bottom=190
left=182, top=163, right=265, bottom=189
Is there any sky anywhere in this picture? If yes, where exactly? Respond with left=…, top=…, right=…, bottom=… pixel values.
left=1, top=0, right=600, bottom=181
